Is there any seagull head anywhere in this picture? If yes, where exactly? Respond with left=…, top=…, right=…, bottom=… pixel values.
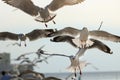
left=82, top=27, right=88, bottom=30
left=18, top=33, right=26, bottom=41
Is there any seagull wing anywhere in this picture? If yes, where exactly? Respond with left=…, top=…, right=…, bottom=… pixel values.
left=74, top=39, right=113, bottom=59
left=50, top=36, right=77, bottom=48
left=89, top=30, right=120, bottom=42
left=0, top=32, right=19, bottom=40
left=48, top=27, right=81, bottom=37
left=2, top=0, right=40, bottom=16
left=88, top=39, right=113, bottom=54
left=26, top=29, right=54, bottom=41
left=47, top=0, right=66, bottom=11
left=75, top=48, right=87, bottom=59
left=48, top=0, right=85, bottom=11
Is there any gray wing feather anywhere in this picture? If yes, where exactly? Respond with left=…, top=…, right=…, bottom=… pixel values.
left=0, top=32, right=19, bottom=40
left=50, top=36, right=77, bottom=47
left=26, top=29, right=54, bottom=41
left=48, top=27, right=81, bottom=37
left=2, top=0, right=40, bottom=16
left=89, top=30, right=120, bottom=42
left=48, top=0, right=85, bottom=11
left=47, top=0, right=67, bottom=11
left=88, top=39, right=113, bottom=54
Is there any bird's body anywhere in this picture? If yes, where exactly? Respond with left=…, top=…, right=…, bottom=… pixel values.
left=79, top=27, right=90, bottom=48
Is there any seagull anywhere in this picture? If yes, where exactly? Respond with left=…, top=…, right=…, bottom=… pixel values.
left=22, top=45, right=48, bottom=59
left=0, top=29, right=55, bottom=46
left=2, top=0, right=56, bottom=27
left=66, top=48, right=98, bottom=77
left=48, top=27, right=120, bottom=48
left=2, top=0, right=85, bottom=27
left=40, top=49, right=97, bottom=78
left=50, top=36, right=113, bottom=55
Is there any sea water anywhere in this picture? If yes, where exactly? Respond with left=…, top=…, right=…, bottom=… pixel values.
left=45, top=71, right=120, bottom=80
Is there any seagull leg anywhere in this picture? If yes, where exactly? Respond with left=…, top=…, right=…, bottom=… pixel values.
left=19, top=40, right=21, bottom=46
left=52, top=20, right=56, bottom=24
left=79, top=66, right=82, bottom=75
left=74, top=68, right=77, bottom=77
left=24, top=41, right=27, bottom=47
left=44, top=19, right=48, bottom=27
left=45, top=23, right=48, bottom=27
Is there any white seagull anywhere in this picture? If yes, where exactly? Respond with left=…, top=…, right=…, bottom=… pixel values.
left=48, top=27, right=120, bottom=48
left=2, top=0, right=56, bottom=27
left=66, top=48, right=98, bottom=77
left=2, top=0, right=85, bottom=27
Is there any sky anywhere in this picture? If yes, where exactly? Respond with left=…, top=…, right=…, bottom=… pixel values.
left=0, top=0, right=120, bottom=73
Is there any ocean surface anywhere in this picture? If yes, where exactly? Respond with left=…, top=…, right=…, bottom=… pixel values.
left=45, top=71, right=120, bottom=80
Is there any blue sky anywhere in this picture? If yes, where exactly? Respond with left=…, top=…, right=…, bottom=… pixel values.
left=0, top=0, right=120, bottom=73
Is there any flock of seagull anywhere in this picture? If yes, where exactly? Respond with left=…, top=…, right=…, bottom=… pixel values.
left=1, top=0, right=120, bottom=80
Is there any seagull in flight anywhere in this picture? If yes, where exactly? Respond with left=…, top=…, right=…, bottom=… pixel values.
left=39, top=48, right=98, bottom=78
left=0, top=29, right=55, bottom=46
left=2, top=0, right=85, bottom=27
left=2, top=0, right=56, bottom=27
left=48, top=27, right=120, bottom=48
left=66, top=48, right=98, bottom=77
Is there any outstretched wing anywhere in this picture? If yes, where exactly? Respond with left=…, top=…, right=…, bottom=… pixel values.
left=48, top=27, right=81, bottom=37
left=89, top=39, right=113, bottom=54
left=0, top=32, right=19, bottom=40
left=26, top=29, right=54, bottom=41
left=2, top=0, right=40, bottom=16
left=47, top=0, right=85, bottom=11
left=50, top=36, right=77, bottom=48
left=89, top=30, right=120, bottom=42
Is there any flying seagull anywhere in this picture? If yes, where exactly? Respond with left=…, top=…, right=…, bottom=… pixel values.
left=0, top=29, right=55, bottom=46
left=2, top=0, right=56, bottom=27
left=2, top=0, right=85, bottom=27
left=66, top=48, right=98, bottom=77
left=48, top=27, right=120, bottom=48
left=39, top=49, right=97, bottom=78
